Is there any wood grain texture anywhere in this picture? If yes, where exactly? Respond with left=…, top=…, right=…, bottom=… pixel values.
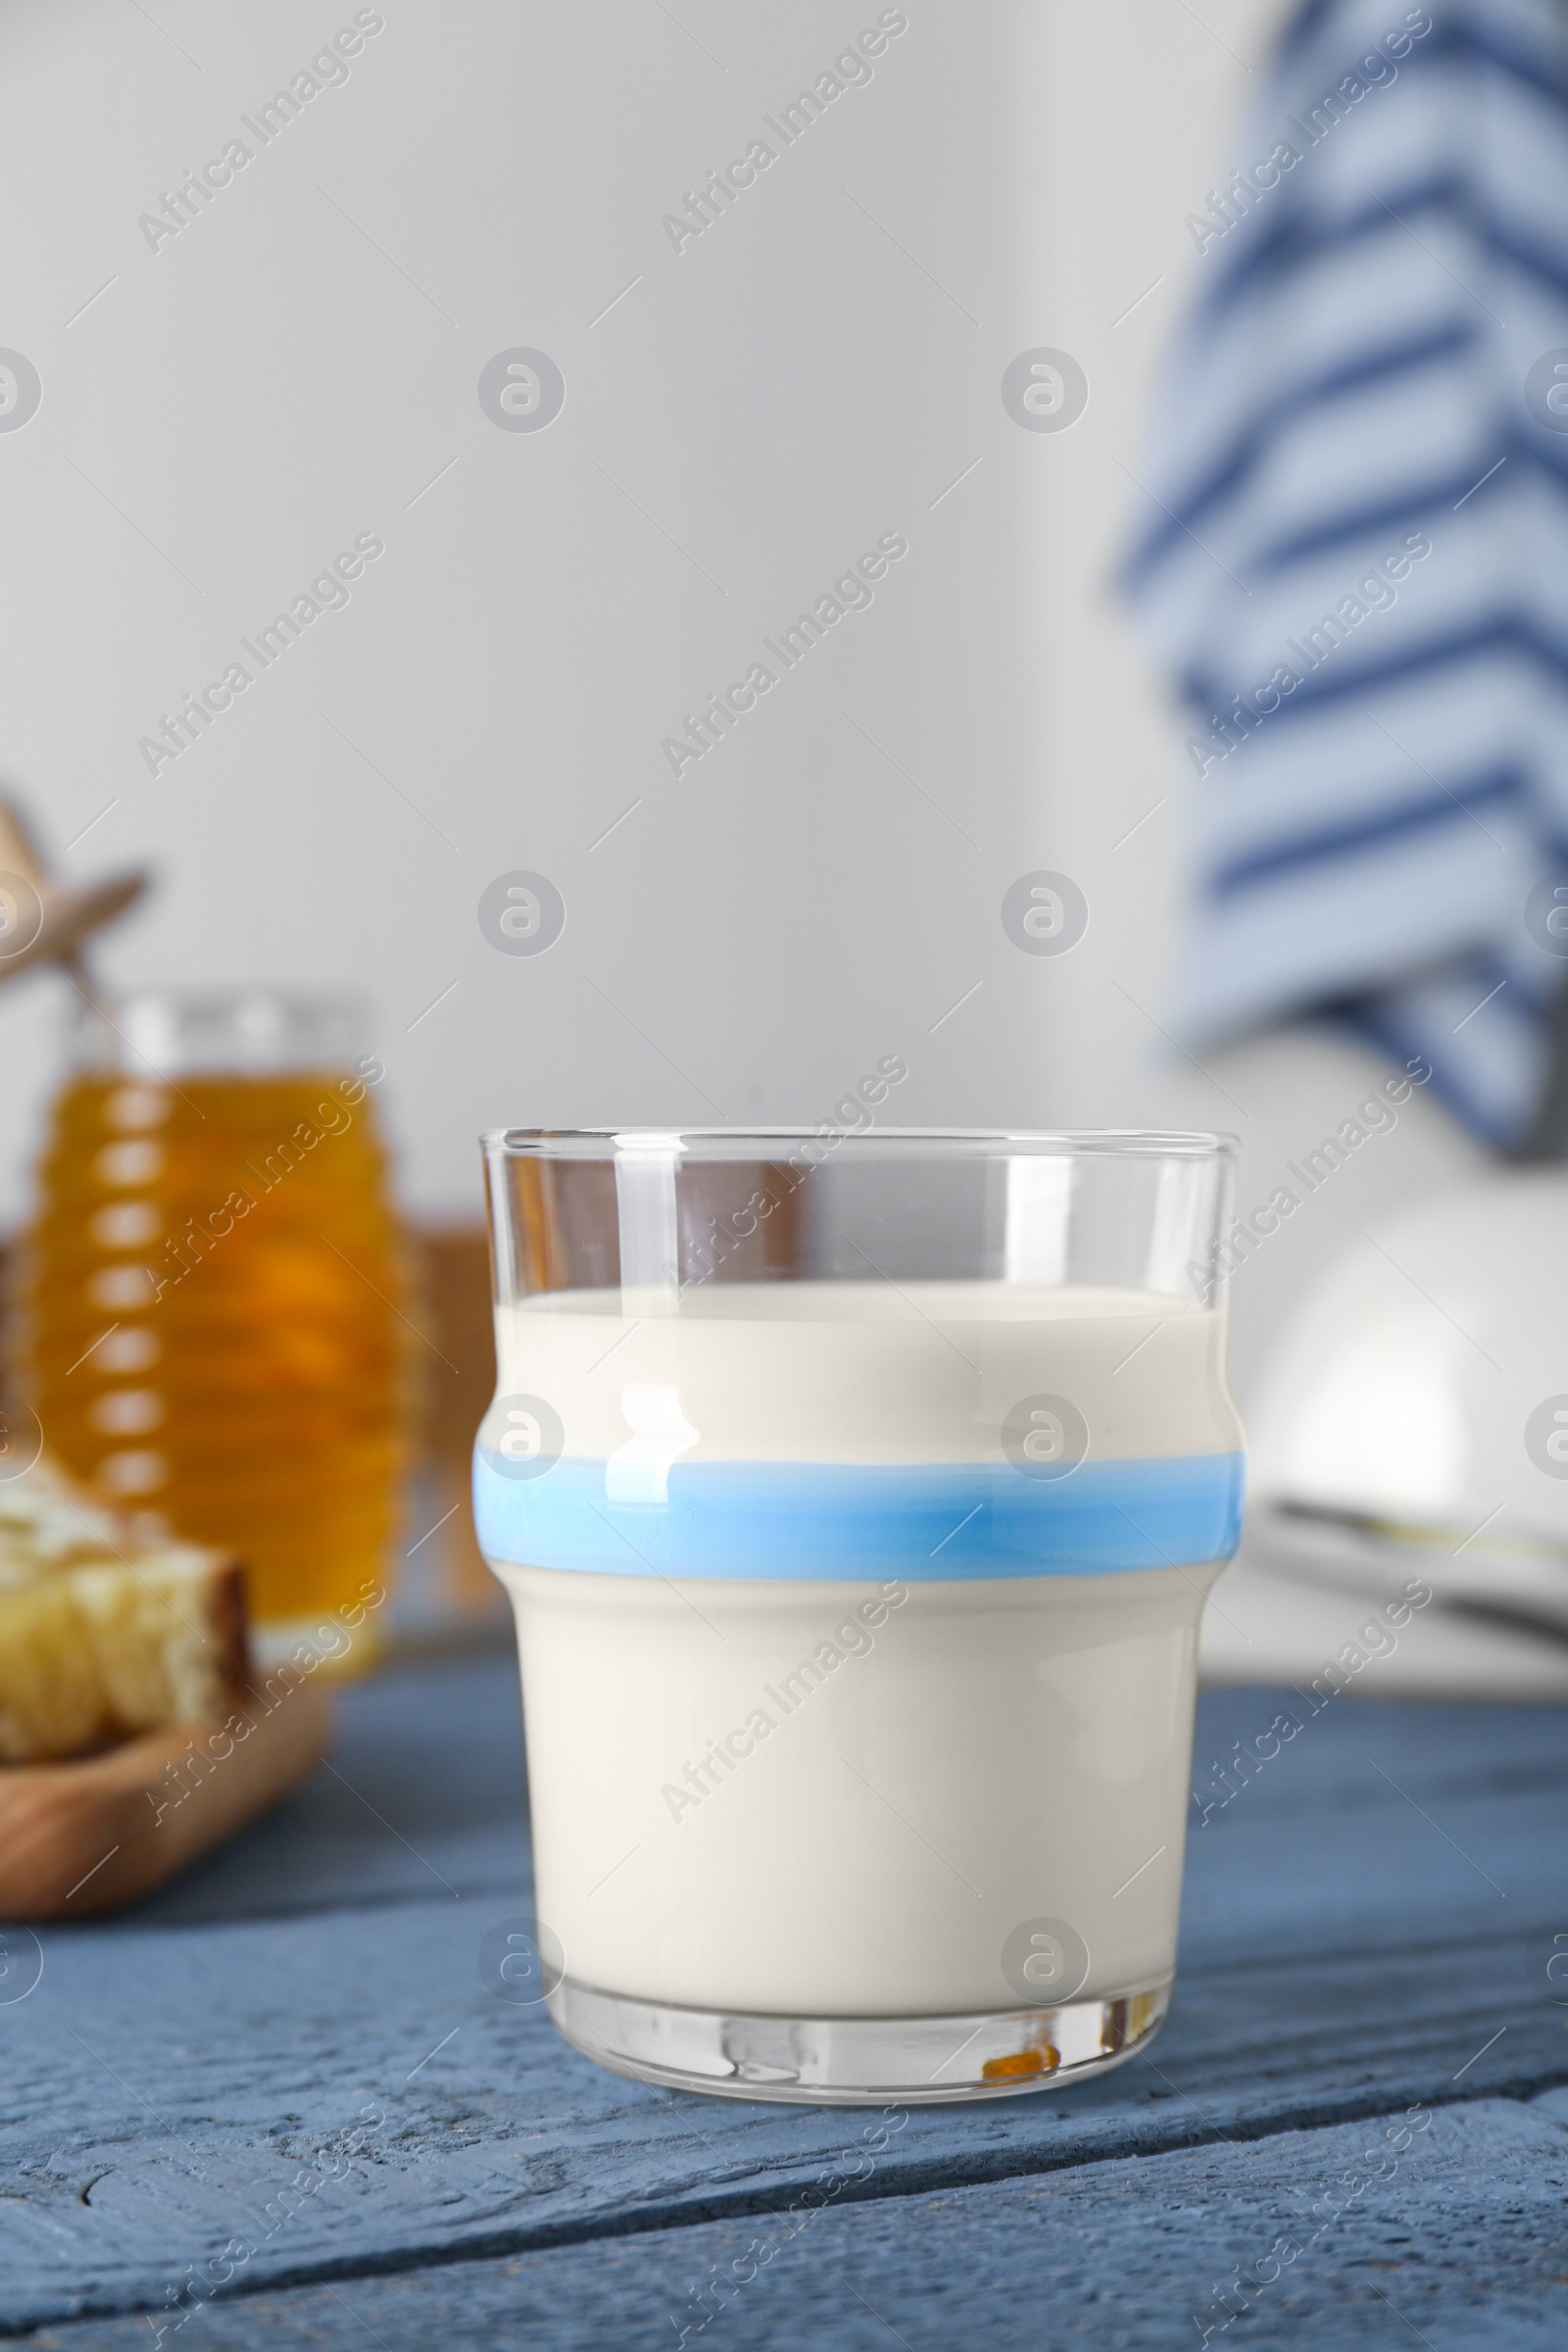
left=0, top=1654, right=1562, bottom=2346
left=0, top=1681, right=331, bottom=1918
left=25, top=2094, right=1568, bottom=2350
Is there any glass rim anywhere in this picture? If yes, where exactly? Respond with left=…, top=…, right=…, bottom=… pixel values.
left=480, top=1126, right=1237, bottom=1162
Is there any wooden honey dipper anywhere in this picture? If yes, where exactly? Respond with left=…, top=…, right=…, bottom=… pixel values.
left=0, top=792, right=150, bottom=1015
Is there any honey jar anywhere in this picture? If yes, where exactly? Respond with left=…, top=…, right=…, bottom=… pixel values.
left=20, top=991, right=408, bottom=1667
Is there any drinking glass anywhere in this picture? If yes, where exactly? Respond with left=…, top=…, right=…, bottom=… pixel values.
left=475, top=1128, right=1244, bottom=2104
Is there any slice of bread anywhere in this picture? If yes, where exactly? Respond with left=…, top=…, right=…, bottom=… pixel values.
left=0, top=1456, right=247, bottom=1763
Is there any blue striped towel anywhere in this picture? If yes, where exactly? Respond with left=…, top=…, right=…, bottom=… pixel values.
left=1123, top=0, right=1568, bottom=1146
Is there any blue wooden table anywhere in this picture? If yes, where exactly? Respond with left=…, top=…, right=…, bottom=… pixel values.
left=5, top=1650, right=1566, bottom=2349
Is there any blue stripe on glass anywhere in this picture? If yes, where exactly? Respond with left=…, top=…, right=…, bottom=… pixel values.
left=473, top=1452, right=1247, bottom=1582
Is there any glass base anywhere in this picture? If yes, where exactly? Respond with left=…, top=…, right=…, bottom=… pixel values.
left=548, top=1976, right=1170, bottom=2105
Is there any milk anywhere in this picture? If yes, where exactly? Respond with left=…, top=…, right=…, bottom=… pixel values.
left=479, top=1282, right=1243, bottom=2019
left=486, top=1278, right=1237, bottom=1468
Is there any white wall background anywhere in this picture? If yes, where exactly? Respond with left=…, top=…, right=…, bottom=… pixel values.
left=9, top=0, right=1478, bottom=1382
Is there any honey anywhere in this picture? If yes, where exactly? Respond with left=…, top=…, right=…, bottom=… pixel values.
left=21, top=1057, right=407, bottom=1654
left=981, top=2046, right=1058, bottom=2082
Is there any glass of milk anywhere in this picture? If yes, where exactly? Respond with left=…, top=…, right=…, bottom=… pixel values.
left=475, top=1128, right=1244, bottom=2104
